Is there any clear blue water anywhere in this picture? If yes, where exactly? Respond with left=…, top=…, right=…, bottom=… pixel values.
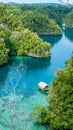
left=0, top=28, right=73, bottom=130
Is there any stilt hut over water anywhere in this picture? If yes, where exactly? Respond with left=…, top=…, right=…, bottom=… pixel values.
left=38, top=81, right=49, bottom=91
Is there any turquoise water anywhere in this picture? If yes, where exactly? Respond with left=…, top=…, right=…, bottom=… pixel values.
left=0, top=28, right=73, bottom=129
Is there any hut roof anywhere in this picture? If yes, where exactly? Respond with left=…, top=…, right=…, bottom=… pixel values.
left=38, top=81, right=48, bottom=89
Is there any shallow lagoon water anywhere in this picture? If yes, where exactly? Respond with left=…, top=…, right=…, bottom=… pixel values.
left=0, top=28, right=73, bottom=129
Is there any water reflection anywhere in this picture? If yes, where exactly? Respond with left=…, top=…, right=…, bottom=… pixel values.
left=40, top=35, right=62, bottom=47
left=0, top=65, right=10, bottom=87
left=9, top=56, right=51, bottom=70
left=38, top=89, right=49, bottom=96
left=64, top=28, right=73, bottom=42
left=0, top=28, right=73, bottom=130
left=0, top=56, right=51, bottom=97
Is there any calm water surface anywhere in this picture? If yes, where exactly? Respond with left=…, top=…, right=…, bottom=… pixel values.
left=0, top=28, right=73, bottom=130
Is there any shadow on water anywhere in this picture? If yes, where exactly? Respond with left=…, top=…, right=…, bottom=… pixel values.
left=64, top=28, right=73, bottom=42
left=0, top=65, right=10, bottom=87
left=23, top=90, right=37, bottom=98
left=0, top=56, right=51, bottom=84
left=38, top=89, right=49, bottom=96
left=0, top=56, right=51, bottom=97
left=40, top=35, right=62, bottom=47
left=23, top=89, right=49, bottom=98
left=33, top=122, right=48, bottom=130
left=9, top=56, right=51, bottom=71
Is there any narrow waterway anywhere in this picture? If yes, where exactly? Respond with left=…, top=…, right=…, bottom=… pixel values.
left=0, top=28, right=73, bottom=130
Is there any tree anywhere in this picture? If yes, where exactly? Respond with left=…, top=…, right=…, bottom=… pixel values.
left=0, top=39, right=9, bottom=66
left=33, top=56, right=73, bottom=130
left=63, top=12, right=73, bottom=28
left=10, top=29, right=51, bottom=58
left=21, top=11, right=62, bottom=35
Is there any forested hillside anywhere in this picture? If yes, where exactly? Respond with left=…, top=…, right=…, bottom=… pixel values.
left=0, top=3, right=51, bottom=65
left=33, top=55, right=73, bottom=130
left=20, top=4, right=73, bottom=25
left=21, top=11, right=62, bottom=35
left=0, top=2, right=73, bottom=130
left=63, top=12, right=73, bottom=28
left=0, top=2, right=73, bottom=66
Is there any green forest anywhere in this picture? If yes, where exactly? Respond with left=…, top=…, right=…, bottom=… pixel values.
left=33, top=54, right=73, bottom=130
left=21, top=11, right=62, bottom=35
left=0, top=2, right=73, bottom=66
left=0, top=2, right=73, bottom=130
left=63, top=12, right=73, bottom=28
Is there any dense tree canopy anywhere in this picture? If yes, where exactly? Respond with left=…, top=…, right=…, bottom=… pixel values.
left=0, top=2, right=73, bottom=66
left=0, top=2, right=73, bottom=130
left=47, top=5, right=73, bottom=25
left=20, top=4, right=73, bottom=25
left=21, top=11, right=62, bottom=35
left=33, top=56, right=73, bottom=130
left=63, top=11, right=73, bottom=28
left=0, top=39, right=9, bottom=66
left=10, top=29, right=51, bottom=58
left=0, top=2, right=51, bottom=65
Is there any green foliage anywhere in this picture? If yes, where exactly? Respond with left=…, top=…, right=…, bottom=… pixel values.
left=20, top=4, right=73, bottom=25
left=65, top=52, right=73, bottom=68
left=63, top=11, right=73, bottom=28
left=21, top=11, right=62, bottom=35
left=0, top=2, right=72, bottom=66
left=0, top=39, right=9, bottom=66
left=0, top=2, right=51, bottom=65
left=10, top=29, right=51, bottom=58
left=6, top=4, right=22, bottom=19
left=33, top=57, right=73, bottom=130
left=0, top=3, right=23, bottom=31
left=47, top=5, right=73, bottom=25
